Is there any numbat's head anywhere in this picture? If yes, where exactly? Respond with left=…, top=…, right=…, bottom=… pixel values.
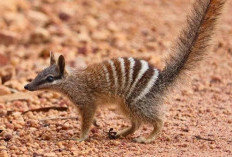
left=24, top=52, right=67, bottom=91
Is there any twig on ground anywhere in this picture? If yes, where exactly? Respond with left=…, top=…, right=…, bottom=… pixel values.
left=39, top=116, right=78, bottom=122
left=0, top=92, right=32, bottom=103
left=22, top=106, right=68, bottom=114
left=195, top=135, right=215, bottom=141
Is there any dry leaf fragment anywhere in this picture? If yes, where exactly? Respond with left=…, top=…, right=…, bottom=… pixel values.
left=0, top=92, right=32, bottom=103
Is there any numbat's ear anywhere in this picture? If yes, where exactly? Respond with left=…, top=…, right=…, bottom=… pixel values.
left=50, top=51, right=56, bottom=65
left=58, top=55, right=65, bottom=75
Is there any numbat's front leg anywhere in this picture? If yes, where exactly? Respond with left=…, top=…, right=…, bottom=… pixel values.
left=77, top=106, right=96, bottom=142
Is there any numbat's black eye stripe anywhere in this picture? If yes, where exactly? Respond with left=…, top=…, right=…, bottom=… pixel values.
left=37, top=75, right=62, bottom=86
left=52, top=75, right=62, bottom=81
left=47, top=75, right=62, bottom=82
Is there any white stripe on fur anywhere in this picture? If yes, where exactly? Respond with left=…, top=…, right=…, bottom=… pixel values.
left=118, top=58, right=126, bottom=90
left=102, top=64, right=110, bottom=89
left=134, top=69, right=159, bottom=102
left=108, top=60, right=118, bottom=93
left=127, top=60, right=149, bottom=98
left=125, top=57, right=135, bottom=92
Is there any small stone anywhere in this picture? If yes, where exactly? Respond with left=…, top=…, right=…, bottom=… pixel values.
left=39, top=49, right=50, bottom=59
left=57, top=142, right=64, bottom=148
left=28, top=10, right=49, bottom=27
left=92, top=30, right=109, bottom=41
left=42, top=0, right=56, bottom=3
left=24, top=111, right=36, bottom=119
left=10, top=57, right=20, bottom=66
left=0, top=150, right=8, bottom=157
left=3, top=12, right=29, bottom=32
left=2, top=133, right=12, bottom=142
left=13, top=123, right=23, bottom=130
left=0, top=0, right=18, bottom=12
left=0, top=54, right=9, bottom=66
left=5, top=123, right=14, bottom=130
left=52, top=92, right=61, bottom=99
left=90, top=128, right=98, bottom=134
left=4, top=80, right=23, bottom=91
left=12, top=101, right=28, bottom=112
left=59, top=12, right=71, bottom=21
left=110, top=140, right=120, bottom=146
left=30, top=28, right=50, bottom=44
left=41, top=132, right=52, bottom=140
left=85, top=16, right=98, bottom=28
left=44, top=152, right=57, bottom=157
left=77, top=32, right=91, bottom=42
left=0, top=126, right=5, bottom=132
left=77, top=46, right=87, bottom=55
left=228, top=119, right=232, bottom=124
left=0, top=30, right=18, bottom=45
left=26, top=120, right=38, bottom=128
left=0, top=65, right=15, bottom=84
left=180, top=143, right=188, bottom=147
left=61, top=123, right=69, bottom=130
left=0, top=146, right=6, bottom=150
left=107, top=22, right=119, bottom=32
left=0, top=85, right=11, bottom=96
left=210, top=75, right=221, bottom=84
left=165, top=136, right=171, bottom=141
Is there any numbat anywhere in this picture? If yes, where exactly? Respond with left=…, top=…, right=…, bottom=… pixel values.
left=25, top=0, right=226, bottom=143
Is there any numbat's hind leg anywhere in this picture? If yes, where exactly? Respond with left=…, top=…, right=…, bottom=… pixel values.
left=116, top=120, right=141, bottom=138
left=134, top=118, right=163, bottom=143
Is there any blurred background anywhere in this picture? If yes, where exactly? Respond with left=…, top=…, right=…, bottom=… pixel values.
left=0, top=0, right=231, bottom=91
left=0, top=0, right=231, bottom=156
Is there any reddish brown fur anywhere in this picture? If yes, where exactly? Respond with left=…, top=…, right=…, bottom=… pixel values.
left=25, top=0, right=226, bottom=143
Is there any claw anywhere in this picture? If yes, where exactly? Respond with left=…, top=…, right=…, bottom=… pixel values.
left=76, top=138, right=87, bottom=142
left=133, top=137, right=152, bottom=144
left=108, top=128, right=117, bottom=139
left=65, top=136, right=88, bottom=142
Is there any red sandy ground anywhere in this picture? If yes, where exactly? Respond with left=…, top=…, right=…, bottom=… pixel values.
left=0, top=0, right=231, bottom=156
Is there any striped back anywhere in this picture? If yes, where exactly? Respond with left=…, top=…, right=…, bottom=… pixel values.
left=98, top=57, right=159, bottom=103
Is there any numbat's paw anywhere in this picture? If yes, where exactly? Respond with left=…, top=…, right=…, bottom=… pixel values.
left=76, top=137, right=87, bottom=142
left=68, top=136, right=88, bottom=142
left=108, top=128, right=118, bottom=139
left=115, top=127, right=133, bottom=138
left=133, top=137, right=153, bottom=144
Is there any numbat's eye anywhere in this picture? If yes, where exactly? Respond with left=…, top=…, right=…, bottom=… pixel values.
left=46, top=76, right=54, bottom=82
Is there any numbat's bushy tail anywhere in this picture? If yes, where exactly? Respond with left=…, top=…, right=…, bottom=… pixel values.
left=24, top=0, right=226, bottom=144
left=158, top=0, right=226, bottom=90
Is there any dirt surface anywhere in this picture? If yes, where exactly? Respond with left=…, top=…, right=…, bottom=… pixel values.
left=0, top=0, right=232, bottom=156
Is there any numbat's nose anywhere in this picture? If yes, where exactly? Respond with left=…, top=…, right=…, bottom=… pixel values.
left=24, top=84, right=29, bottom=90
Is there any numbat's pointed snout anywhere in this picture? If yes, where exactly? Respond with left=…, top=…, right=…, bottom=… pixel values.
left=24, top=84, right=29, bottom=90
left=24, top=84, right=35, bottom=91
